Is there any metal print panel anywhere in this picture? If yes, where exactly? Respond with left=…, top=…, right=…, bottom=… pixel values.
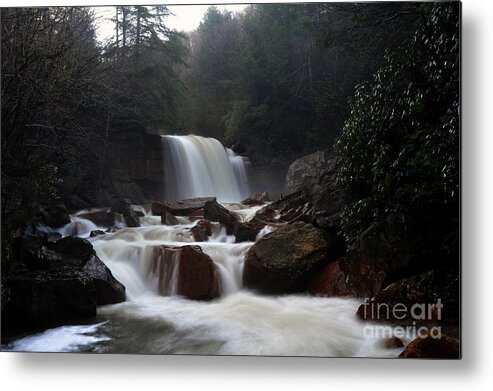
left=0, top=1, right=461, bottom=358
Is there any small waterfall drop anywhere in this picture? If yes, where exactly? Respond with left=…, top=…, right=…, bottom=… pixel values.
left=162, top=135, right=250, bottom=202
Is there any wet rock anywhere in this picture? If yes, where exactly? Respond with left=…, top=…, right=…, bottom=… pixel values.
left=285, top=150, right=330, bottom=196
left=398, top=333, right=460, bottom=359
left=382, top=337, right=404, bottom=350
left=38, top=204, right=71, bottom=228
left=308, top=258, right=352, bottom=297
left=305, top=158, right=346, bottom=230
left=339, top=224, right=393, bottom=298
left=53, top=236, right=94, bottom=266
left=190, top=220, right=212, bottom=242
left=2, top=266, right=97, bottom=329
left=233, top=219, right=267, bottom=243
left=78, top=210, right=115, bottom=227
left=161, top=211, right=180, bottom=225
left=254, top=205, right=278, bottom=222
left=110, top=198, right=140, bottom=227
left=203, top=199, right=237, bottom=235
left=151, top=197, right=215, bottom=216
left=152, top=245, right=220, bottom=300
left=5, top=230, right=126, bottom=331
left=82, top=254, right=126, bottom=305
left=186, top=209, right=204, bottom=219
left=356, top=267, right=459, bottom=325
left=90, top=230, right=106, bottom=237
left=243, top=222, right=338, bottom=294
left=241, top=192, right=270, bottom=205
left=13, top=220, right=62, bottom=270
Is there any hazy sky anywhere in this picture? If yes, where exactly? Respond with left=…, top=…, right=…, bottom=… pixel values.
left=94, top=4, right=248, bottom=42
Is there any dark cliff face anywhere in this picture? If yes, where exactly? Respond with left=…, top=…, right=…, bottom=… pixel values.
left=105, top=122, right=165, bottom=204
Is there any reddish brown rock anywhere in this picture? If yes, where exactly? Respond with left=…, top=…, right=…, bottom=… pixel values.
left=308, top=258, right=352, bottom=297
left=399, top=333, right=460, bottom=359
left=161, top=211, right=179, bottom=225
left=151, top=197, right=215, bottom=216
left=382, top=337, right=404, bottom=350
left=191, top=220, right=212, bottom=242
left=356, top=267, right=459, bottom=325
left=152, top=245, right=220, bottom=300
left=187, top=209, right=204, bottom=218
left=339, top=225, right=392, bottom=298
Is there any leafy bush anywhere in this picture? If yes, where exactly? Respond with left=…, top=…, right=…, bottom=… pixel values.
left=335, top=3, right=459, bottom=248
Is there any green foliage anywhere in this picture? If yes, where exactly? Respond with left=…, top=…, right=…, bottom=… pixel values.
left=335, top=3, right=459, bottom=246
left=176, top=6, right=240, bottom=140
left=105, top=5, right=186, bottom=131
left=179, top=3, right=425, bottom=164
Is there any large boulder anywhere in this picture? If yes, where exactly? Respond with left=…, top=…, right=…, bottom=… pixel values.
left=308, top=258, right=352, bottom=297
left=356, top=267, right=459, bottom=325
left=78, top=209, right=116, bottom=226
left=82, top=254, right=126, bottom=305
left=2, top=266, right=97, bottom=329
left=340, top=222, right=444, bottom=298
left=398, top=333, right=460, bottom=359
left=151, top=197, right=215, bottom=216
left=54, top=236, right=126, bottom=304
left=53, top=236, right=94, bottom=266
left=306, top=158, right=346, bottom=230
left=13, top=220, right=62, bottom=270
left=203, top=199, right=237, bottom=235
left=110, top=198, right=140, bottom=227
left=152, top=245, right=220, bottom=300
left=284, top=150, right=330, bottom=196
left=3, top=227, right=126, bottom=330
left=339, top=224, right=395, bottom=298
left=243, top=222, right=339, bottom=294
left=38, top=204, right=71, bottom=228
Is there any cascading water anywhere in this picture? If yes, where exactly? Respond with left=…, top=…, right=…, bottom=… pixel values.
left=162, top=135, right=250, bottom=202
left=6, top=202, right=406, bottom=356
left=4, top=136, right=405, bottom=357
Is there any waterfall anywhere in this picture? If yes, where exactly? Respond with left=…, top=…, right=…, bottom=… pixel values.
left=90, top=211, right=256, bottom=300
left=162, top=135, right=250, bottom=202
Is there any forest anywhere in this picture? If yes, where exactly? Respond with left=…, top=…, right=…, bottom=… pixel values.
left=1, top=2, right=460, bottom=358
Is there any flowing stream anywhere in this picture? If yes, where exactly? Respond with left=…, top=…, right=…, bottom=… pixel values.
left=4, top=136, right=404, bottom=356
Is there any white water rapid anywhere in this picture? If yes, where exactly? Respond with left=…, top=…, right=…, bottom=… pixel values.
left=162, top=135, right=250, bottom=202
left=4, top=202, right=406, bottom=357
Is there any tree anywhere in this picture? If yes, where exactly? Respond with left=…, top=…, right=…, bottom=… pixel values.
left=177, top=6, right=240, bottom=140
left=1, top=7, right=103, bottom=221
left=334, top=3, right=459, bottom=255
left=104, top=5, right=186, bottom=131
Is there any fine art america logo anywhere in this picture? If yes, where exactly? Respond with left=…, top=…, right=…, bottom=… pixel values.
left=361, top=298, right=444, bottom=340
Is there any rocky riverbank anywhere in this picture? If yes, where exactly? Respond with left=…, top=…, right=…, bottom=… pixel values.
left=1, top=150, right=459, bottom=358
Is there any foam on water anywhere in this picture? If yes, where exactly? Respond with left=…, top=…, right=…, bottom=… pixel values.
left=8, top=201, right=406, bottom=356
left=5, top=322, right=110, bottom=353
